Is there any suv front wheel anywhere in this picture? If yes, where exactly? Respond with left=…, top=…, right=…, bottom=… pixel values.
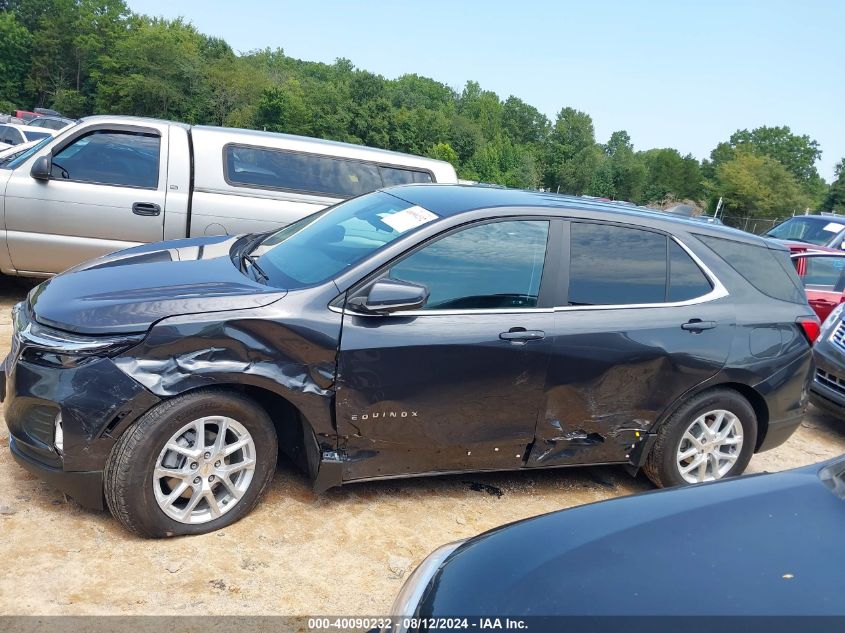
left=644, top=388, right=757, bottom=488
left=104, top=389, right=278, bottom=537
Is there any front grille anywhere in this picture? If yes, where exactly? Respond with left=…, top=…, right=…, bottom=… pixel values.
left=816, top=369, right=845, bottom=397
left=831, top=321, right=845, bottom=353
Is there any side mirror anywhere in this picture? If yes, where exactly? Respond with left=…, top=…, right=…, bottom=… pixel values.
left=30, top=155, right=51, bottom=181
left=349, top=278, right=429, bottom=315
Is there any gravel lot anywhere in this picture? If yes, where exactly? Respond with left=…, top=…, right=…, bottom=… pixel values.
left=0, top=277, right=843, bottom=616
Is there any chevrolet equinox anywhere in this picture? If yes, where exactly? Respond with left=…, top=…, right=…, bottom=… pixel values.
left=4, top=185, right=817, bottom=536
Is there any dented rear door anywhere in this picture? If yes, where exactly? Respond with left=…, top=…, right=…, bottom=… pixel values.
left=526, top=221, right=734, bottom=467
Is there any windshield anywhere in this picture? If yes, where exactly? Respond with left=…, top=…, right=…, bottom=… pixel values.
left=252, top=191, right=439, bottom=289
left=1, top=136, right=52, bottom=170
left=766, top=217, right=845, bottom=245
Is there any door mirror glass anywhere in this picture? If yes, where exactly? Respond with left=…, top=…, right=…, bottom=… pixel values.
left=351, top=278, right=429, bottom=314
left=30, top=155, right=51, bottom=180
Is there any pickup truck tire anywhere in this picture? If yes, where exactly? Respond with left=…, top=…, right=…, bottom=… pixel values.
left=644, top=388, right=757, bottom=488
left=104, top=389, right=278, bottom=537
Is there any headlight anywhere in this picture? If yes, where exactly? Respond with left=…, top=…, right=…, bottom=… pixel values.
left=14, top=302, right=144, bottom=362
left=820, top=302, right=845, bottom=340
left=385, top=539, right=466, bottom=631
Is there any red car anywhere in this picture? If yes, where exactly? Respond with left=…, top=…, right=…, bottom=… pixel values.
left=767, top=215, right=845, bottom=254
left=792, top=251, right=845, bottom=321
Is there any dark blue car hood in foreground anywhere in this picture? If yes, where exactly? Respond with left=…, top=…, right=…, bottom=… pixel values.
left=419, top=458, right=845, bottom=616
left=29, top=235, right=287, bottom=335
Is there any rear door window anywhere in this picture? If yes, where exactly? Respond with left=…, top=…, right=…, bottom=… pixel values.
left=669, top=241, right=713, bottom=301
left=568, top=223, right=668, bottom=305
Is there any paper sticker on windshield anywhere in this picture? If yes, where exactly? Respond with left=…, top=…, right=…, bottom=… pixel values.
left=381, top=206, right=439, bottom=233
left=823, top=222, right=845, bottom=233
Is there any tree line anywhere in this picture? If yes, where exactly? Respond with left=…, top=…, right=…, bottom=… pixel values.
left=1, top=0, right=843, bottom=223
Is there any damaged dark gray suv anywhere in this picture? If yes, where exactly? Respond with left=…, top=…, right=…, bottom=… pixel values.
left=4, top=185, right=818, bottom=536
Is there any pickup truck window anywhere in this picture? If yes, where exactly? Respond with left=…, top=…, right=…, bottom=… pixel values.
left=51, top=130, right=161, bottom=189
left=225, top=144, right=433, bottom=198
left=388, top=220, right=549, bottom=310
left=379, top=166, right=433, bottom=186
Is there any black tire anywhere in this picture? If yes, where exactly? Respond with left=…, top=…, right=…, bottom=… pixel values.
left=644, top=388, right=757, bottom=488
left=104, top=389, right=277, bottom=537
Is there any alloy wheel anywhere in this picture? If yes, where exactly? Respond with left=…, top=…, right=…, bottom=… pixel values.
left=152, top=416, right=256, bottom=524
left=676, top=409, right=743, bottom=484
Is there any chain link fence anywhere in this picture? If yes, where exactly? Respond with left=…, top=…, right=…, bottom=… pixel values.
left=721, top=216, right=784, bottom=235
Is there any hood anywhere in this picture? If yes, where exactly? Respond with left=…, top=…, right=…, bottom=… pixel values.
left=30, top=235, right=287, bottom=335
left=420, top=459, right=845, bottom=616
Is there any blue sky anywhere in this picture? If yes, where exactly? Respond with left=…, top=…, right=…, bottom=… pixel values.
left=128, top=0, right=844, bottom=180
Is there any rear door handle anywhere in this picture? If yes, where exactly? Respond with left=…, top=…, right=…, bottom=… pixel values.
left=681, top=319, right=716, bottom=332
left=500, top=329, right=545, bottom=343
left=132, top=202, right=161, bottom=216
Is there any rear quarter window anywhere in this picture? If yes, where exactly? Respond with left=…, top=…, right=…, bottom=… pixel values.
left=697, top=235, right=806, bottom=304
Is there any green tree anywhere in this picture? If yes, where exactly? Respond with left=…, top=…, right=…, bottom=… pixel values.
left=601, top=130, right=647, bottom=202
left=0, top=12, right=32, bottom=105
left=254, top=80, right=310, bottom=135
left=502, top=96, right=549, bottom=145
left=545, top=107, right=601, bottom=194
left=822, top=159, right=845, bottom=213
left=204, top=55, right=269, bottom=127
left=428, top=142, right=459, bottom=166
left=709, top=125, right=825, bottom=205
left=715, top=150, right=809, bottom=219
left=51, top=88, right=86, bottom=117
left=639, top=148, right=702, bottom=203
left=94, top=17, right=206, bottom=120
left=458, top=80, right=503, bottom=141
left=389, top=73, right=455, bottom=111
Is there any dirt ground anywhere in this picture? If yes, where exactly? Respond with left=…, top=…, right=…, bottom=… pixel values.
left=0, top=277, right=843, bottom=616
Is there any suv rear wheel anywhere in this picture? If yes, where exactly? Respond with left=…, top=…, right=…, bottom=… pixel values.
left=644, top=388, right=757, bottom=488
left=104, top=389, right=278, bottom=537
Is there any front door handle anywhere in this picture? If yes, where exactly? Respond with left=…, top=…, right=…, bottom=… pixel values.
left=681, top=319, right=716, bottom=332
left=500, top=328, right=545, bottom=343
left=132, top=202, right=161, bottom=216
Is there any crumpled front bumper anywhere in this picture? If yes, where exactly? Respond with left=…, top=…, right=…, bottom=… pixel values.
left=3, top=338, right=160, bottom=510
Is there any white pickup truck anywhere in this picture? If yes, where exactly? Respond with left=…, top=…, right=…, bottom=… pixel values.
left=0, top=115, right=457, bottom=276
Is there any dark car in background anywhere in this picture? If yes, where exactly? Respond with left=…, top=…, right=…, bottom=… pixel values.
left=766, top=214, right=845, bottom=253
left=387, top=457, right=845, bottom=620
left=4, top=185, right=817, bottom=536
